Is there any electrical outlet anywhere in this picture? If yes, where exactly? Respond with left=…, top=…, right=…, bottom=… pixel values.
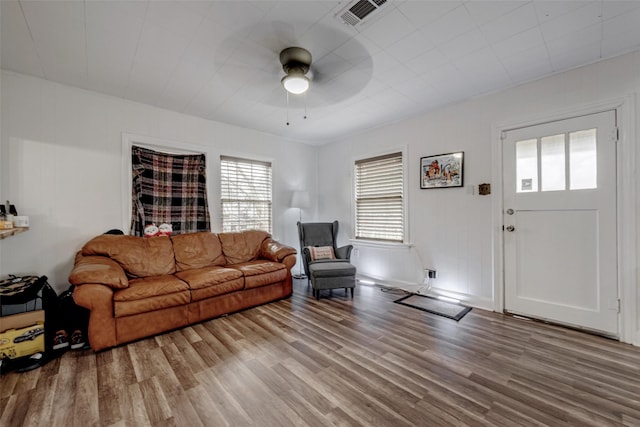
left=353, top=248, right=359, bottom=257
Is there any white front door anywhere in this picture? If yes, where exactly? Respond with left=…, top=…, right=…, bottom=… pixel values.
left=503, top=110, right=618, bottom=336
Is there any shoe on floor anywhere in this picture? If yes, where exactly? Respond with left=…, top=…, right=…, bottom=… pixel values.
left=52, top=330, right=69, bottom=350
left=70, top=330, right=85, bottom=350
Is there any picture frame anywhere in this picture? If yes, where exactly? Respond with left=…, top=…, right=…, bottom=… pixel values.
left=420, top=151, right=464, bottom=189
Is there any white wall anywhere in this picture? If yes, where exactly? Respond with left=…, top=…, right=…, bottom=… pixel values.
left=0, top=71, right=318, bottom=292
left=317, top=51, right=640, bottom=316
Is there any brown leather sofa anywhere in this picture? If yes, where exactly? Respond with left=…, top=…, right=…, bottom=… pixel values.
left=69, top=230, right=296, bottom=351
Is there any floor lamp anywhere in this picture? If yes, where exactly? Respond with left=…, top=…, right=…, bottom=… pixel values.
left=291, top=190, right=310, bottom=279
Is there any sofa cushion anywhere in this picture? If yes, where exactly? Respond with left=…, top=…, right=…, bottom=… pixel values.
left=82, top=235, right=176, bottom=278
left=218, top=230, right=270, bottom=264
left=113, top=275, right=190, bottom=317
left=176, top=266, right=244, bottom=302
left=232, top=260, right=287, bottom=289
left=171, top=232, right=226, bottom=271
left=175, top=266, right=243, bottom=290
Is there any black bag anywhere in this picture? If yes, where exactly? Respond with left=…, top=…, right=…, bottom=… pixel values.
left=51, top=286, right=89, bottom=349
left=0, top=275, right=48, bottom=309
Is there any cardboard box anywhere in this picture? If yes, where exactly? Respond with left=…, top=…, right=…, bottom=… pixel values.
left=0, top=310, right=45, bottom=359
left=0, top=310, right=44, bottom=331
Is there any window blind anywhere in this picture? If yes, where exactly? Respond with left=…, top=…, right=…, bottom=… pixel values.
left=220, top=156, right=272, bottom=233
left=355, top=152, right=404, bottom=242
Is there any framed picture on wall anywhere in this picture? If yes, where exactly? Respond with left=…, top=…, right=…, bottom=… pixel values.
left=420, top=151, right=464, bottom=189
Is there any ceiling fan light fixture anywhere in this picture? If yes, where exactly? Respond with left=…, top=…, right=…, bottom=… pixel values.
left=280, top=47, right=312, bottom=95
left=281, top=69, right=310, bottom=94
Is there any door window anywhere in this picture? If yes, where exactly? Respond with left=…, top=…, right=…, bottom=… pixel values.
left=569, top=129, right=597, bottom=190
left=515, top=139, right=538, bottom=192
left=515, top=128, right=597, bottom=193
left=540, top=134, right=565, bottom=191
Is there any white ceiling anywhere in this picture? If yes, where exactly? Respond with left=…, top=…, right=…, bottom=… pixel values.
left=2, top=1, right=640, bottom=144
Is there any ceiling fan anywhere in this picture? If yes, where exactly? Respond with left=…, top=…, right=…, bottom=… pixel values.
left=213, top=20, right=374, bottom=111
left=279, top=47, right=312, bottom=95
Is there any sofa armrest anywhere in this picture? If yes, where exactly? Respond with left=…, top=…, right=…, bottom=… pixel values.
left=73, top=283, right=114, bottom=311
left=335, top=245, right=353, bottom=260
left=280, top=253, right=297, bottom=272
left=69, top=253, right=128, bottom=289
left=260, top=238, right=297, bottom=263
left=73, top=284, right=117, bottom=351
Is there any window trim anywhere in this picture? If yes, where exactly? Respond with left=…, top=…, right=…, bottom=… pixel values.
left=220, top=154, right=273, bottom=233
left=352, top=146, right=408, bottom=244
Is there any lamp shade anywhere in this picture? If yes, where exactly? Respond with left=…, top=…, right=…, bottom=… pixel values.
left=291, top=190, right=310, bottom=209
left=281, top=71, right=310, bottom=94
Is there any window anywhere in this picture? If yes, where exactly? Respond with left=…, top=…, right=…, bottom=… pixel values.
left=354, top=152, right=404, bottom=242
left=130, top=145, right=210, bottom=236
left=220, top=156, right=272, bottom=233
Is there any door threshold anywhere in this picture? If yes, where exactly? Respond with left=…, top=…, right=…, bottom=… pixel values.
left=504, top=311, right=619, bottom=341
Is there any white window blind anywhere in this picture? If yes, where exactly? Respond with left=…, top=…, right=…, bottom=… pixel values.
left=220, top=156, right=272, bottom=233
left=355, top=152, right=404, bottom=242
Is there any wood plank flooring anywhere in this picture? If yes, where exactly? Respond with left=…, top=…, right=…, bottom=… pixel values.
left=2, top=280, right=640, bottom=426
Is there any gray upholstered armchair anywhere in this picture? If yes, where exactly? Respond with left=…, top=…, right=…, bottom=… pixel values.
left=297, top=221, right=356, bottom=299
left=297, top=221, right=352, bottom=276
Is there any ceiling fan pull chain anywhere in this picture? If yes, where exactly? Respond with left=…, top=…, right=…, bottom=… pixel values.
left=304, top=92, right=308, bottom=120
left=286, top=91, right=290, bottom=126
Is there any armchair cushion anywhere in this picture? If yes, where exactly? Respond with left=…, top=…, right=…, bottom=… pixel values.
left=307, top=246, right=336, bottom=261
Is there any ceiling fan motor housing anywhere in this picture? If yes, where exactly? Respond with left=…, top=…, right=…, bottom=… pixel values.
left=280, top=47, right=312, bottom=75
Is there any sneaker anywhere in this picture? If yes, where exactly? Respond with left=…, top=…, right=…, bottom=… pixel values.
left=70, top=330, right=85, bottom=350
left=53, top=330, right=69, bottom=350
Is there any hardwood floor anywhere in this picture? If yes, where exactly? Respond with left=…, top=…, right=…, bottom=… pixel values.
left=2, top=280, right=640, bottom=426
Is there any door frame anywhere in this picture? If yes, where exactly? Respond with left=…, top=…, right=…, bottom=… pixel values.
left=491, top=95, right=637, bottom=344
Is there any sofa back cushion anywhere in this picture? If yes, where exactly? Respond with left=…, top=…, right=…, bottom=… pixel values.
left=218, top=230, right=270, bottom=264
left=171, top=232, right=226, bottom=271
left=82, top=235, right=176, bottom=277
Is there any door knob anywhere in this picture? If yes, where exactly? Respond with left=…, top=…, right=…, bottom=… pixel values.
left=506, top=225, right=515, bottom=232
left=506, top=208, right=514, bottom=215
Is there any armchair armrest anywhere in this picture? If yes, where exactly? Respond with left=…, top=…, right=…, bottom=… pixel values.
left=302, top=247, right=312, bottom=265
left=69, top=252, right=129, bottom=289
left=260, top=238, right=297, bottom=263
left=335, top=245, right=353, bottom=260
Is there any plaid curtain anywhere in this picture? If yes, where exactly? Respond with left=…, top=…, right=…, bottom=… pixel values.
left=130, top=146, right=210, bottom=236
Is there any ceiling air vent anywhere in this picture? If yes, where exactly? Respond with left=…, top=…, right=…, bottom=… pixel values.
left=337, top=0, right=388, bottom=27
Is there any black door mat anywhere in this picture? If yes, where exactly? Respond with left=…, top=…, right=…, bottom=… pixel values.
left=394, top=293, right=472, bottom=321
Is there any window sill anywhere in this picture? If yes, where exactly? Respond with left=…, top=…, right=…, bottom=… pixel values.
left=349, top=239, right=413, bottom=249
